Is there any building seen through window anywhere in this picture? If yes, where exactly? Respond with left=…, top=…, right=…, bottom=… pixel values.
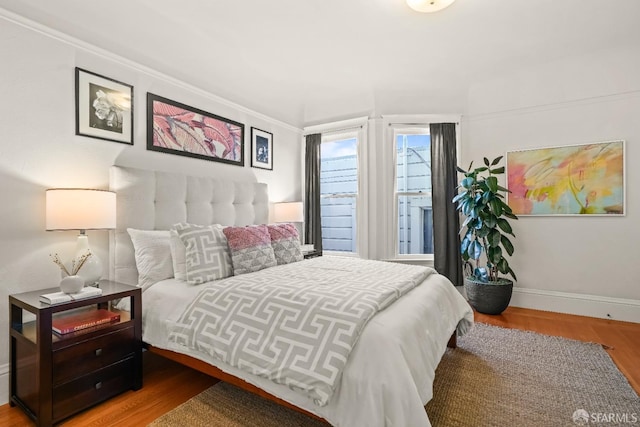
left=318, top=132, right=433, bottom=255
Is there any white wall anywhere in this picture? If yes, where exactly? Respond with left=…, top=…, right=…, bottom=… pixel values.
left=0, top=15, right=302, bottom=404
left=462, top=44, right=640, bottom=320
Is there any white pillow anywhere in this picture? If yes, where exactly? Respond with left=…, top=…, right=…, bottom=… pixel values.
left=127, top=229, right=173, bottom=291
left=173, top=223, right=233, bottom=285
left=169, top=229, right=187, bottom=281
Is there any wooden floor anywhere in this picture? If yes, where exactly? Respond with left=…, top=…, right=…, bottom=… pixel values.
left=1, top=306, right=639, bottom=426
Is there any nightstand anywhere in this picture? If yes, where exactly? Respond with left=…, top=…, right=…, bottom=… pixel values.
left=303, top=250, right=322, bottom=259
left=9, top=280, right=142, bottom=427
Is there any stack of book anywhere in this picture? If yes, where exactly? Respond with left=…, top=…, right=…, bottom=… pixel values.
left=52, top=308, right=121, bottom=335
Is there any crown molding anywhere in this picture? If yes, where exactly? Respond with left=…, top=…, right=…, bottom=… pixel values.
left=0, top=7, right=301, bottom=134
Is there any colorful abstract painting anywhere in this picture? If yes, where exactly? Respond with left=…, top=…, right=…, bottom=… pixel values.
left=147, top=93, right=244, bottom=166
left=507, top=141, right=624, bottom=215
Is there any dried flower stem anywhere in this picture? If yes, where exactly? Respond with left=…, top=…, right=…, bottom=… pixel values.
left=72, top=251, right=92, bottom=275
left=50, top=251, right=93, bottom=276
left=50, top=253, right=71, bottom=276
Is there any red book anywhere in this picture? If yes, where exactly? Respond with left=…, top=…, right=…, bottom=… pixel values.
left=52, top=309, right=120, bottom=335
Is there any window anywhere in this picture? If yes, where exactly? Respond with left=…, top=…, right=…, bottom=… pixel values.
left=320, top=134, right=358, bottom=253
left=395, top=128, right=433, bottom=256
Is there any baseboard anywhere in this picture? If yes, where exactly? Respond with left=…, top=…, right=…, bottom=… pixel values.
left=0, top=363, right=8, bottom=405
left=510, top=287, right=640, bottom=323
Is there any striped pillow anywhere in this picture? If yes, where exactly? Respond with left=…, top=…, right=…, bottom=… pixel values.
left=173, top=223, right=233, bottom=285
left=223, top=225, right=277, bottom=275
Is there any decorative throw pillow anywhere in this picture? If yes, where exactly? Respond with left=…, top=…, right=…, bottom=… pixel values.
left=223, top=225, right=277, bottom=275
left=169, top=229, right=187, bottom=281
left=173, top=223, right=233, bottom=285
left=127, top=229, right=173, bottom=292
left=267, top=223, right=303, bottom=265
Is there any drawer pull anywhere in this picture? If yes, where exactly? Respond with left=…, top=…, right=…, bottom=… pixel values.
left=95, top=348, right=103, bottom=356
left=95, top=381, right=103, bottom=390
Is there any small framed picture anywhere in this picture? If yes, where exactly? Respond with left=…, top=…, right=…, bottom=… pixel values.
left=251, top=127, right=273, bottom=170
left=75, top=67, right=133, bottom=145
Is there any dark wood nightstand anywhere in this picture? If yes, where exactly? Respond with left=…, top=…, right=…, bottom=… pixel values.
left=9, top=280, right=142, bottom=427
left=303, top=250, right=322, bottom=259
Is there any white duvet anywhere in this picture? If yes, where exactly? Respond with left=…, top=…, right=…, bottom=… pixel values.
left=142, top=258, right=473, bottom=427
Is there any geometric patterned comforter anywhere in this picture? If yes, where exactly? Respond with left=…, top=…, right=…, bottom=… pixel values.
left=167, top=256, right=434, bottom=406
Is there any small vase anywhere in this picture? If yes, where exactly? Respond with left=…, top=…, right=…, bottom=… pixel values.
left=60, top=275, right=84, bottom=294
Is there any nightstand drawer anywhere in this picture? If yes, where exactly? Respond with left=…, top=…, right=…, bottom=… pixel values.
left=53, top=327, right=135, bottom=384
left=52, top=357, right=134, bottom=422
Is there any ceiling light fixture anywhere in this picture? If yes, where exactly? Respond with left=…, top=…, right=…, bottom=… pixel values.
left=406, top=0, right=456, bottom=13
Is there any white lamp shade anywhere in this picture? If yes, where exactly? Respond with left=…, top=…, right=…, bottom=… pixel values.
left=274, top=202, right=304, bottom=223
left=406, top=0, right=456, bottom=13
left=46, top=189, right=116, bottom=231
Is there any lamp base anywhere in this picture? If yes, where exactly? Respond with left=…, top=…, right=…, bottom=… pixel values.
left=75, top=234, right=102, bottom=286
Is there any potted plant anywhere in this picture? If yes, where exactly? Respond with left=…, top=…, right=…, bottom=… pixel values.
left=453, top=155, right=518, bottom=315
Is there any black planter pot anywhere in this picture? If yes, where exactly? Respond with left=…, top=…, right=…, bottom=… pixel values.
left=464, top=277, right=513, bottom=315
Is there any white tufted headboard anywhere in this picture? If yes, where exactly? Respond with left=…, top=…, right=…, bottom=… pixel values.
left=109, top=165, right=269, bottom=287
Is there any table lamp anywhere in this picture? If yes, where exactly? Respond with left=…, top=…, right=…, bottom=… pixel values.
left=273, top=201, right=304, bottom=224
left=273, top=201, right=313, bottom=250
left=46, top=189, right=116, bottom=285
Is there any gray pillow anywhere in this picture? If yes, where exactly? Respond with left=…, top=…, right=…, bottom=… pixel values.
left=173, top=223, right=233, bottom=285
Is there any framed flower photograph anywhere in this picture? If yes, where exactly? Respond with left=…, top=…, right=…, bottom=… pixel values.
left=147, top=93, right=244, bottom=166
left=251, top=127, right=273, bottom=170
left=75, top=67, right=133, bottom=145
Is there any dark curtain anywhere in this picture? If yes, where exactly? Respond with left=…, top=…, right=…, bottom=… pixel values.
left=430, top=123, right=463, bottom=286
left=304, top=133, right=323, bottom=252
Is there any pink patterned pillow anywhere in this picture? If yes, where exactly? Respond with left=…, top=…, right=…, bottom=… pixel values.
left=267, top=223, right=303, bottom=265
left=223, top=225, right=277, bottom=275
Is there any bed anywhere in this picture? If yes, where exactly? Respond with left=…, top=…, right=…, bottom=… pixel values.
left=109, top=165, right=474, bottom=427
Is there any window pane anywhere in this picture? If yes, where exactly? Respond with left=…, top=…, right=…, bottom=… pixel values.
left=320, top=138, right=358, bottom=196
left=321, top=196, right=357, bottom=253
left=398, top=195, right=433, bottom=255
left=396, top=134, right=431, bottom=193
left=320, top=137, right=358, bottom=253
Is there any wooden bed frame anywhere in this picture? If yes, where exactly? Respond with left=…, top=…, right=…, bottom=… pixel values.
left=146, top=332, right=457, bottom=423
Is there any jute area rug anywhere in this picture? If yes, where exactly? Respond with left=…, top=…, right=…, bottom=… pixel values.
left=148, top=324, right=640, bottom=427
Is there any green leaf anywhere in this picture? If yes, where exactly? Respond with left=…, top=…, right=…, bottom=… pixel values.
left=501, top=235, right=514, bottom=256
left=489, top=166, right=505, bottom=174
left=468, top=240, right=483, bottom=260
left=504, top=211, right=519, bottom=220
left=452, top=192, right=466, bottom=204
left=497, top=258, right=509, bottom=274
left=486, top=176, right=499, bottom=192
left=461, top=236, right=471, bottom=254
left=500, top=200, right=513, bottom=212
left=497, top=218, right=513, bottom=234
left=484, top=215, right=497, bottom=229
left=490, top=198, right=504, bottom=217
left=488, top=229, right=501, bottom=247
left=483, top=157, right=490, bottom=166
left=491, top=156, right=503, bottom=166
left=474, top=267, right=489, bottom=282
left=488, top=246, right=503, bottom=264
left=456, top=165, right=467, bottom=174
left=476, top=225, right=490, bottom=238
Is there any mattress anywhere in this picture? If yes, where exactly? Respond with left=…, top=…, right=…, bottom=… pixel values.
left=141, top=258, right=473, bottom=427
